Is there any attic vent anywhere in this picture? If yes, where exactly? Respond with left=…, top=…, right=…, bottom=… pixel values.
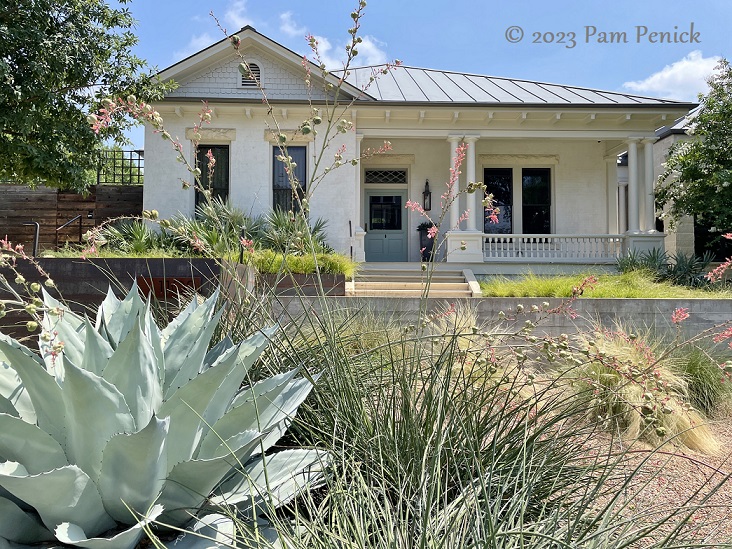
left=240, top=62, right=260, bottom=87
left=364, top=169, right=408, bottom=184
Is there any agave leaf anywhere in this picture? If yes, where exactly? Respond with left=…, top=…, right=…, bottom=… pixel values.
left=160, top=514, right=281, bottom=549
left=162, top=292, right=222, bottom=398
left=0, top=462, right=115, bottom=537
left=0, top=497, right=55, bottom=543
left=158, top=430, right=264, bottom=526
left=61, top=361, right=135, bottom=481
left=95, top=287, right=121, bottom=332
left=102, top=318, right=162, bottom=428
left=160, top=292, right=198, bottom=343
left=227, top=369, right=298, bottom=412
left=0, top=413, right=67, bottom=474
left=0, top=358, right=33, bottom=422
left=0, top=395, right=19, bottom=418
left=55, top=504, right=163, bottom=549
left=40, top=312, right=85, bottom=378
left=202, top=335, right=234, bottom=373
left=41, top=289, right=85, bottom=333
left=143, top=301, right=165, bottom=385
left=81, top=318, right=114, bottom=377
left=0, top=335, right=64, bottom=442
left=98, top=416, right=169, bottom=523
left=212, top=449, right=327, bottom=514
left=101, top=284, right=145, bottom=348
left=158, top=344, right=243, bottom=467
left=198, top=330, right=275, bottom=434
left=199, top=374, right=314, bottom=457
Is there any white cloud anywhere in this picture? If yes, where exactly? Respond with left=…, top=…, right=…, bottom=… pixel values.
left=225, top=0, right=253, bottom=30
left=310, top=34, right=389, bottom=69
left=622, top=51, right=721, bottom=101
left=173, top=32, right=216, bottom=61
left=280, top=11, right=306, bottom=38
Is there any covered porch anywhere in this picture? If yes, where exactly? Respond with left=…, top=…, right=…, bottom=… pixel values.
left=351, top=130, right=666, bottom=268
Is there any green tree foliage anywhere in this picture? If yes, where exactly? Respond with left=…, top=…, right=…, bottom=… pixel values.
left=0, top=0, right=171, bottom=190
left=657, top=59, right=732, bottom=231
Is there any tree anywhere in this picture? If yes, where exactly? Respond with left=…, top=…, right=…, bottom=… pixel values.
left=0, top=0, right=172, bottom=190
left=657, top=59, right=732, bottom=232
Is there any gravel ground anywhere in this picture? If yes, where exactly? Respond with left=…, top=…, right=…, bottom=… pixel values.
left=604, top=419, right=732, bottom=546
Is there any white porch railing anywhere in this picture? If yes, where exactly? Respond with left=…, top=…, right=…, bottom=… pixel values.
left=483, top=234, right=625, bottom=263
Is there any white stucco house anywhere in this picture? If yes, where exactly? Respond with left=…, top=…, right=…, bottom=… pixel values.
left=143, top=27, right=696, bottom=272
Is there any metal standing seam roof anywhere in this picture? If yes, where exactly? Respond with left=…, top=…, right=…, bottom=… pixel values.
left=343, top=65, right=689, bottom=106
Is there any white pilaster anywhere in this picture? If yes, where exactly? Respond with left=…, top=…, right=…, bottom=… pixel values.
left=464, top=136, right=479, bottom=231
left=354, top=133, right=363, bottom=230
left=448, top=136, right=462, bottom=230
left=626, top=139, right=640, bottom=233
left=618, top=183, right=628, bottom=234
left=353, top=133, right=365, bottom=262
left=643, top=138, right=657, bottom=232
left=605, top=156, right=619, bottom=234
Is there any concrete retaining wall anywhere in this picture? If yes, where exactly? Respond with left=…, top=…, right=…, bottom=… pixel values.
left=275, top=296, right=732, bottom=337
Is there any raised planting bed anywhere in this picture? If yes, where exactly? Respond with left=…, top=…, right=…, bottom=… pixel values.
left=257, top=273, right=346, bottom=296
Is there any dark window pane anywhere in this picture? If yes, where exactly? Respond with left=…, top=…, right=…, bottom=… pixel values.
left=484, top=168, right=513, bottom=233
left=369, top=195, right=402, bottom=230
left=196, top=145, right=229, bottom=208
left=273, top=146, right=307, bottom=212
left=522, top=168, right=551, bottom=234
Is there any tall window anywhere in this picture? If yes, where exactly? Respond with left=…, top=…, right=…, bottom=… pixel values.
left=273, top=145, right=307, bottom=212
left=522, top=168, right=551, bottom=234
left=484, top=167, right=551, bottom=234
left=195, top=145, right=229, bottom=208
left=484, top=168, right=513, bottom=234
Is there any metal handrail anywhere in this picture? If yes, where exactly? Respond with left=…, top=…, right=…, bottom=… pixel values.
left=55, top=215, right=83, bottom=249
left=22, top=221, right=40, bottom=257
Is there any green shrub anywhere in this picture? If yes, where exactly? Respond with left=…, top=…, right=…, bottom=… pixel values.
left=259, top=209, right=332, bottom=255
left=252, top=248, right=357, bottom=277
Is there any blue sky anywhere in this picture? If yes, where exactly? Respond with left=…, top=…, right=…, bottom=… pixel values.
left=122, top=0, right=730, bottom=148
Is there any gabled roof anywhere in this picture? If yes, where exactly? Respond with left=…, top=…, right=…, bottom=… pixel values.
left=344, top=65, right=694, bottom=107
left=158, top=26, right=371, bottom=101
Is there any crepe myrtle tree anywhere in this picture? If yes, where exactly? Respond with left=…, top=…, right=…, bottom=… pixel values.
left=0, top=0, right=172, bottom=190
left=657, top=59, right=732, bottom=233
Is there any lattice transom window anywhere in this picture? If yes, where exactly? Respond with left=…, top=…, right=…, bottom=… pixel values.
left=364, top=169, right=407, bottom=184
left=240, top=62, right=260, bottom=87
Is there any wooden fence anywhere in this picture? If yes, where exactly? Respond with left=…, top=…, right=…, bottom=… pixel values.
left=0, top=185, right=143, bottom=252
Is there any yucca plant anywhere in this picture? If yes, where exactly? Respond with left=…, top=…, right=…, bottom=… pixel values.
left=0, top=285, right=323, bottom=548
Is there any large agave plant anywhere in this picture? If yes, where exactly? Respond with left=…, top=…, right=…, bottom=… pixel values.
left=0, top=285, right=323, bottom=548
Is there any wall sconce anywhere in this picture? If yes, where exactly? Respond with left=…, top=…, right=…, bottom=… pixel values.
left=423, top=180, right=432, bottom=211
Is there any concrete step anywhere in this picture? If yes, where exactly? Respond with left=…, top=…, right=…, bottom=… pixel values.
left=355, top=281, right=470, bottom=291
left=352, top=288, right=474, bottom=298
left=348, top=267, right=481, bottom=298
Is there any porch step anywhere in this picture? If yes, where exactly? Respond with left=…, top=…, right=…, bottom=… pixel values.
left=348, top=265, right=481, bottom=298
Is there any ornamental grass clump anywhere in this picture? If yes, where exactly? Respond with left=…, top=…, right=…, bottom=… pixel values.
left=565, top=325, right=719, bottom=454
left=0, top=284, right=323, bottom=548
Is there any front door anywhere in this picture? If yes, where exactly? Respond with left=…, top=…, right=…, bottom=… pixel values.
left=364, top=192, right=407, bottom=262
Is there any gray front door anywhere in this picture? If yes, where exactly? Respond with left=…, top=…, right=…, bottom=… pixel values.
left=364, top=191, right=408, bottom=262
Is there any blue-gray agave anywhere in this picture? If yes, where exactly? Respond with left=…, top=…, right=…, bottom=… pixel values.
left=0, top=285, right=323, bottom=548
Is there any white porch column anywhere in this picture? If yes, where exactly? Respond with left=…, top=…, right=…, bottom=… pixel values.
left=605, top=156, right=619, bottom=234
left=464, top=136, right=479, bottom=231
left=643, top=138, right=657, bottom=232
left=448, top=136, right=462, bottom=230
left=626, top=139, right=640, bottom=233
